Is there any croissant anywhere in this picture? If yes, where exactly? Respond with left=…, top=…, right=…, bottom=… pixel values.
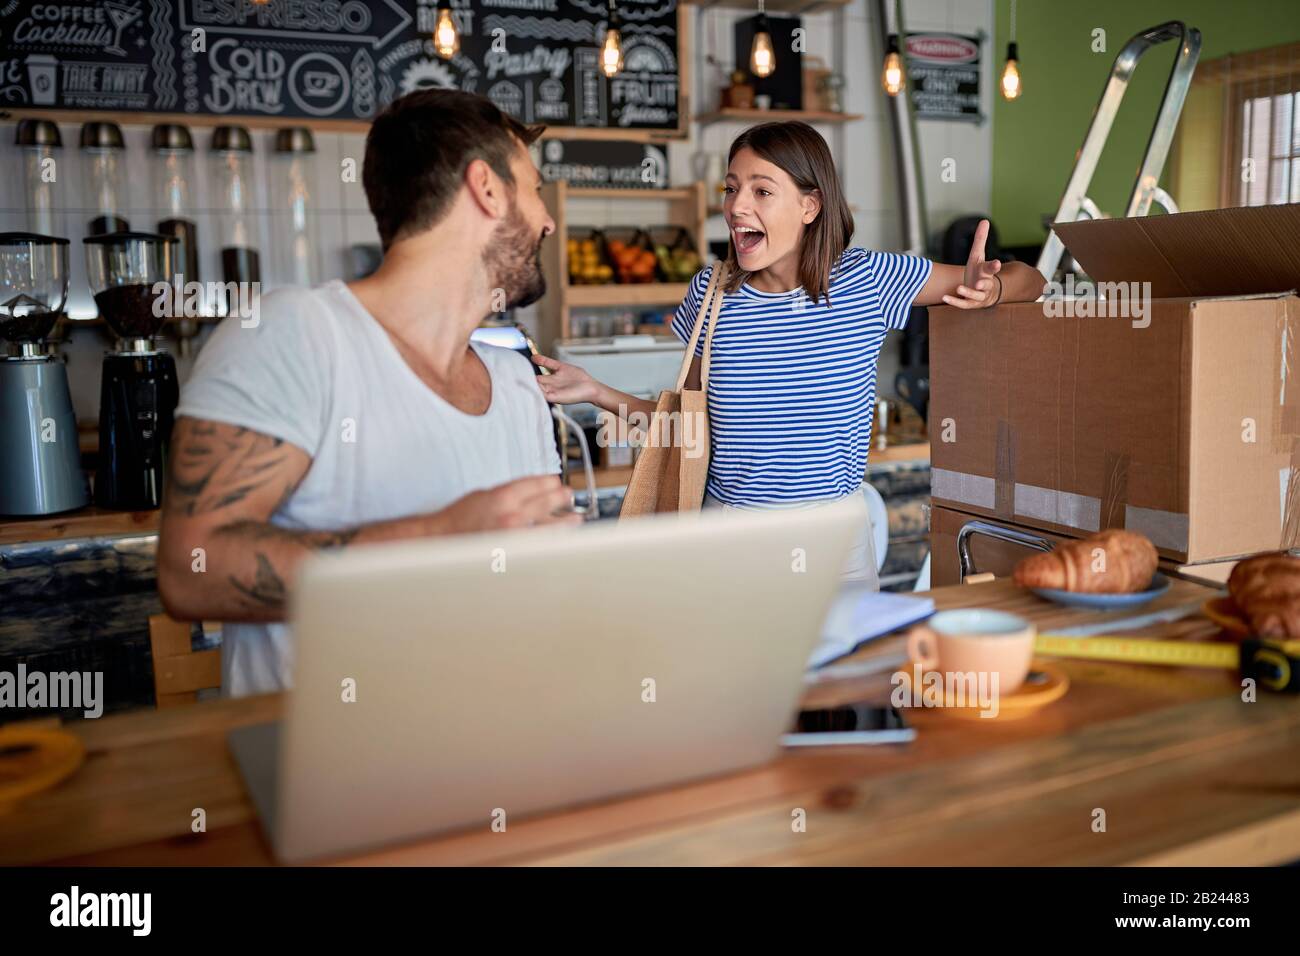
left=1227, top=552, right=1300, bottom=639
left=1013, top=529, right=1158, bottom=594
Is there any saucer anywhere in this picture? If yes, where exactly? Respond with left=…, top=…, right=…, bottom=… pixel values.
left=1202, top=596, right=1251, bottom=637
left=895, top=660, right=1070, bottom=721
left=1031, top=573, right=1171, bottom=610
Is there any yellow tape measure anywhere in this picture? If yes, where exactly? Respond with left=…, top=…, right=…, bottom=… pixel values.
left=1035, top=635, right=1238, bottom=669
left=1034, top=634, right=1300, bottom=692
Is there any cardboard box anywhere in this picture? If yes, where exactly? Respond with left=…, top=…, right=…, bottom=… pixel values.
left=929, top=204, right=1300, bottom=564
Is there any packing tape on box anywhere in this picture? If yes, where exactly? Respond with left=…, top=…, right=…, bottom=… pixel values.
left=994, top=419, right=1016, bottom=519
left=1273, top=299, right=1300, bottom=549
left=932, top=470, right=1192, bottom=553
left=1100, top=450, right=1130, bottom=530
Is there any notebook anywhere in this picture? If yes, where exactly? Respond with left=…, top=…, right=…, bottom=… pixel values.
left=809, top=587, right=935, bottom=669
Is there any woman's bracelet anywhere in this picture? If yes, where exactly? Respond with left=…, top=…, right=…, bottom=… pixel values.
left=988, top=273, right=1003, bottom=308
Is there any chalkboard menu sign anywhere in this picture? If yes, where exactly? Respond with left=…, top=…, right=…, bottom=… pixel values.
left=904, top=32, right=983, bottom=124
left=0, top=0, right=683, bottom=133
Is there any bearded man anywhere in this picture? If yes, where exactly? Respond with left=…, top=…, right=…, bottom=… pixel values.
left=158, top=91, right=576, bottom=695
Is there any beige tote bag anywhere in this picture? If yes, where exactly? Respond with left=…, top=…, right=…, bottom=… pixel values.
left=619, top=263, right=727, bottom=518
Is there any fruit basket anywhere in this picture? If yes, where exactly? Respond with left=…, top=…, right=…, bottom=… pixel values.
left=566, top=230, right=615, bottom=285
left=647, top=226, right=703, bottom=283
left=603, top=227, right=662, bottom=284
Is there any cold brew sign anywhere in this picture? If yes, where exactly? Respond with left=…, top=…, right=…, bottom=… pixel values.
left=0, top=0, right=682, bottom=133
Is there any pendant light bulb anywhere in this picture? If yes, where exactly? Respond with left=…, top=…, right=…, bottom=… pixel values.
left=750, top=13, right=776, bottom=79
left=600, top=4, right=624, bottom=78
left=434, top=5, right=459, bottom=59
left=1000, top=42, right=1021, bottom=100
left=881, top=34, right=904, bottom=96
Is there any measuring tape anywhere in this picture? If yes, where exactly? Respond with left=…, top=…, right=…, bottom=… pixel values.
left=1035, top=634, right=1300, bottom=692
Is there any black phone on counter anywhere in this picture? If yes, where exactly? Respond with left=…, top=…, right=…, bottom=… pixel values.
left=782, top=703, right=915, bottom=747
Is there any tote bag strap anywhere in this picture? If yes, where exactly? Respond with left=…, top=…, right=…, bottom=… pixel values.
left=674, top=261, right=728, bottom=392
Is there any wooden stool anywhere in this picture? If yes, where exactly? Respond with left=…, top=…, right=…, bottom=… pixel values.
left=148, top=615, right=221, bottom=708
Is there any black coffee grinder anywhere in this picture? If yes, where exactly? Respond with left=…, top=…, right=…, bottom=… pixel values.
left=84, top=232, right=179, bottom=510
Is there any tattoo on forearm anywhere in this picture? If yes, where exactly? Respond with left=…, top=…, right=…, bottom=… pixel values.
left=228, top=552, right=286, bottom=608
left=218, top=522, right=361, bottom=609
left=166, top=421, right=297, bottom=517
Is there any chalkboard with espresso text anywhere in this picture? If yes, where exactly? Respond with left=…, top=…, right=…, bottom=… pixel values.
left=0, top=0, right=683, bottom=134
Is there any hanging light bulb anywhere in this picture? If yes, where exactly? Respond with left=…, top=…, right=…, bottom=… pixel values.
left=750, top=2, right=775, bottom=79
left=600, top=1, right=624, bottom=77
left=881, top=33, right=904, bottom=96
left=1000, top=0, right=1021, bottom=100
left=434, top=4, right=459, bottom=59
left=1000, top=43, right=1021, bottom=100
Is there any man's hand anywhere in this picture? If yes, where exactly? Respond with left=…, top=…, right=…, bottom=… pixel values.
left=432, top=475, right=582, bottom=533
left=942, top=218, right=1002, bottom=310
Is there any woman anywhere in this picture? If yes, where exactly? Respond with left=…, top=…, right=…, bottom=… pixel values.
left=535, top=122, right=1045, bottom=585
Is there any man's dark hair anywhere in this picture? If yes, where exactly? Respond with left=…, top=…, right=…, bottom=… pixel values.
left=362, top=90, right=544, bottom=249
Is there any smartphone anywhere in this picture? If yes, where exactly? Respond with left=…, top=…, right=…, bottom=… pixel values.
left=781, top=703, right=915, bottom=747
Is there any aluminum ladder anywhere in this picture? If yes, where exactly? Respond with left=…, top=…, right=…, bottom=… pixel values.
left=1036, top=21, right=1202, bottom=281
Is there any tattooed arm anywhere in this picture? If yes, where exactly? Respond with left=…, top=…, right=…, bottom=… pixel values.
left=157, top=417, right=580, bottom=622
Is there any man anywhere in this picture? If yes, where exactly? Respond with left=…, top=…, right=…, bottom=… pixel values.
left=158, top=91, right=579, bottom=696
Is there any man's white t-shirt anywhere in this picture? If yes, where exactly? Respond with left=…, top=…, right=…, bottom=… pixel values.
left=175, top=279, right=560, bottom=696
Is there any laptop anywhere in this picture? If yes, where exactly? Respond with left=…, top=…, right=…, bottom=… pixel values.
left=230, top=502, right=863, bottom=863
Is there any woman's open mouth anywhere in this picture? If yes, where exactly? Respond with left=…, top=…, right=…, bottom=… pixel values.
left=732, top=225, right=766, bottom=257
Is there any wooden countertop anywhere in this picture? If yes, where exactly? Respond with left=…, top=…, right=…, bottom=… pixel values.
left=0, top=507, right=159, bottom=546
left=5, top=576, right=1297, bottom=867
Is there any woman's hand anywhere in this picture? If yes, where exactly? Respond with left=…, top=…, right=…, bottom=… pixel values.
left=533, top=354, right=602, bottom=405
left=942, top=218, right=1002, bottom=309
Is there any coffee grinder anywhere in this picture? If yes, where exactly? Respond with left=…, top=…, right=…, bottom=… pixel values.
left=0, top=233, right=89, bottom=515
left=84, top=232, right=179, bottom=510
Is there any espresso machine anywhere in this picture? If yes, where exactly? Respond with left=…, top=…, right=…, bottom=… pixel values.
left=83, top=232, right=179, bottom=510
left=0, top=233, right=89, bottom=515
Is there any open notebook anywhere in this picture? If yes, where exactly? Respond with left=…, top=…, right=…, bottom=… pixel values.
left=809, top=587, right=935, bottom=669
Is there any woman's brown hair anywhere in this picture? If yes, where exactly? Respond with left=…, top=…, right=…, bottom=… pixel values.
left=722, top=121, right=853, bottom=305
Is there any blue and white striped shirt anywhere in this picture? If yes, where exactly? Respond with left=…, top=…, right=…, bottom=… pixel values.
left=670, top=247, right=932, bottom=505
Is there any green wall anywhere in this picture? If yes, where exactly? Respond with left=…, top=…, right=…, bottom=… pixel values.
left=991, top=0, right=1300, bottom=246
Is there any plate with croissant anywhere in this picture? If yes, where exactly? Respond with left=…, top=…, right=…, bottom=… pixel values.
left=1216, top=552, right=1300, bottom=639
left=1013, top=529, right=1168, bottom=609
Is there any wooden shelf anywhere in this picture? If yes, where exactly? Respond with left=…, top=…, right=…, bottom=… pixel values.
left=567, top=187, right=697, bottom=200
left=695, top=108, right=862, bottom=126
left=566, top=283, right=691, bottom=308
left=683, top=0, right=851, bottom=12
left=536, top=180, right=707, bottom=348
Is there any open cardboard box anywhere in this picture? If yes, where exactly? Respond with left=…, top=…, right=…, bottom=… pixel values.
left=929, top=203, right=1300, bottom=564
